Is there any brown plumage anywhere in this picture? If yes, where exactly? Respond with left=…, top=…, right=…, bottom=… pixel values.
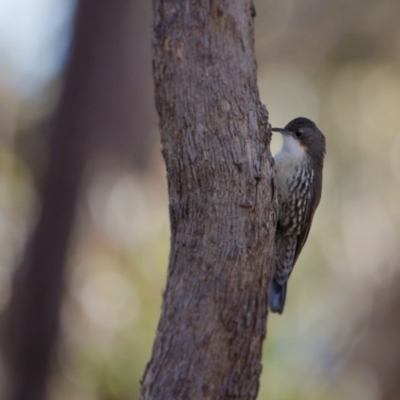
left=270, top=117, right=326, bottom=314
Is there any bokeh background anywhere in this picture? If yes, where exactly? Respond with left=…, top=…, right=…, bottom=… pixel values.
left=1, top=0, right=400, bottom=399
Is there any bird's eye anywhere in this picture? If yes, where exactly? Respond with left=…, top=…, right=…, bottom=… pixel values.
left=295, top=130, right=303, bottom=138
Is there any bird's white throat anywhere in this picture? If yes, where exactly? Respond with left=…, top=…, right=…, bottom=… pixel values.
left=275, top=135, right=306, bottom=163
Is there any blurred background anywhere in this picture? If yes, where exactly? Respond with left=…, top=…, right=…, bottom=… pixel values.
left=0, top=0, right=400, bottom=399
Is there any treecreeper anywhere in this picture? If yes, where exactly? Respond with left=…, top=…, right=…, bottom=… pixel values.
left=270, top=117, right=326, bottom=314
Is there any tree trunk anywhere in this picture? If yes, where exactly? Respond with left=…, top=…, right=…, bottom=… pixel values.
left=141, top=1, right=276, bottom=399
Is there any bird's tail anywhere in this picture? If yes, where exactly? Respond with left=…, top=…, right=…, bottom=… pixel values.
left=269, top=278, right=287, bottom=314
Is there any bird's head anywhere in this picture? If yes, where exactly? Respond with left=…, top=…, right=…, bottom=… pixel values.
left=272, top=117, right=326, bottom=165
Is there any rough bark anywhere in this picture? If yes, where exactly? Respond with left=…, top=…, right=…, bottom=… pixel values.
left=141, top=1, right=276, bottom=399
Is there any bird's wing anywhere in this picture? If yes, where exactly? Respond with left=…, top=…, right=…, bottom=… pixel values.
left=273, top=169, right=323, bottom=284
left=293, top=172, right=322, bottom=264
left=273, top=229, right=297, bottom=285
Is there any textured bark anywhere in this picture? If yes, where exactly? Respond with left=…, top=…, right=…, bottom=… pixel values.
left=141, top=1, right=276, bottom=399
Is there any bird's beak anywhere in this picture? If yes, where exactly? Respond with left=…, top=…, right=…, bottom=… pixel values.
left=271, top=127, right=288, bottom=135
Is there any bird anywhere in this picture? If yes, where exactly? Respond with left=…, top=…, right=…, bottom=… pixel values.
left=269, top=117, right=326, bottom=314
